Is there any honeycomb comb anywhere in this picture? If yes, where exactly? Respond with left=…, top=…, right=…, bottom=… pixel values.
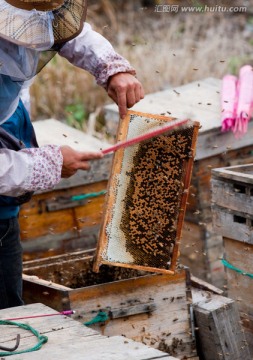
left=94, top=111, right=199, bottom=274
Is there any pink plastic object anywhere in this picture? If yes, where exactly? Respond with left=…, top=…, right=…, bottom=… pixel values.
left=6, top=310, right=75, bottom=321
left=221, top=74, right=238, bottom=132
left=102, top=118, right=188, bottom=154
left=234, top=65, right=253, bottom=137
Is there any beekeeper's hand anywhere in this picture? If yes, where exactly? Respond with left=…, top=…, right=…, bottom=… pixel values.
left=107, top=73, right=145, bottom=119
left=60, top=146, right=103, bottom=178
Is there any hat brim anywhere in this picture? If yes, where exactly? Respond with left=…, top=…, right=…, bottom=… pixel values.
left=0, top=0, right=87, bottom=49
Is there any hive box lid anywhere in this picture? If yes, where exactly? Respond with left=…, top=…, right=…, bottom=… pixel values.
left=104, top=77, right=253, bottom=161
left=212, top=164, right=253, bottom=185
left=33, top=119, right=112, bottom=191
left=33, top=118, right=109, bottom=151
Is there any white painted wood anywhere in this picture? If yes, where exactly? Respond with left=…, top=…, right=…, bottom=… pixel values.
left=33, top=119, right=109, bottom=152
left=104, top=78, right=253, bottom=161
left=104, top=78, right=222, bottom=133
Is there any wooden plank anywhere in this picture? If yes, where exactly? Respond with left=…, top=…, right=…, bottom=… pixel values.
left=223, top=237, right=253, bottom=353
left=190, top=276, right=223, bottom=295
left=20, top=181, right=107, bottom=240
left=212, top=178, right=253, bottom=216
left=8, top=335, right=177, bottom=360
left=0, top=303, right=176, bottom=360
left=194, top=124, right=253, bottom=160
left=22, top=275, right=71, bottom=311
left=193, top=291, right=251, bottom=360
left=212, top=164, right=253, bottom=184
left=20, top=180, right=107, bottom=259
left=212, top=206, right=253, bottom=245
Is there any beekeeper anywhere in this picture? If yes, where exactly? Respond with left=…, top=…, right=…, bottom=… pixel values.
left=0, top=0, right=144, bottom=309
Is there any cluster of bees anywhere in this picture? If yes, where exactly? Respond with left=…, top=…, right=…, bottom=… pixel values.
left=119, top=124, right=195, bottom=269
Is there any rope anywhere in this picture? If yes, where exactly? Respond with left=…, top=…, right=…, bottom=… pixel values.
left=0, top=320, right=48, bottom=356
left=222, top=258, right=253, bottom=279
left=71, top=190, right=106, bottom=202
left=84, top=311, right=109, bottom=326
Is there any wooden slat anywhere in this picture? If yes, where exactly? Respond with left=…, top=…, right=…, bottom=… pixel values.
left=212, top=206, right=253, bottom=245
left=190, top=275, right=223, bottom=295
left=212, top=164, right=253, bottom=184
left=212, top=178, right=253, bottom=216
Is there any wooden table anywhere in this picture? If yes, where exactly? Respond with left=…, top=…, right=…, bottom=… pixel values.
left=0, top=303, right=178, bottom=360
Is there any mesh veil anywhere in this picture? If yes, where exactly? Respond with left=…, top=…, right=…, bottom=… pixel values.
left=0, top=2, right=54, bottom=49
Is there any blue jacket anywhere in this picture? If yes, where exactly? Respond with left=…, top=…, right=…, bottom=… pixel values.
left=0, top=100, right=38, bottom=219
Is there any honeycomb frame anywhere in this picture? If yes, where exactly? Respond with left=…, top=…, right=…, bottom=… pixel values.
left=94, top=111, right=199, bottom=274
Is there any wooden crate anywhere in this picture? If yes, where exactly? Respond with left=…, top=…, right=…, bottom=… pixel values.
left=22, top=250, right=198, bottom=360
left=20, top=119, right=112, bottom=260
left=211, top=164, right=253, bottom=355
left=104, top=77, right=253, bottom=288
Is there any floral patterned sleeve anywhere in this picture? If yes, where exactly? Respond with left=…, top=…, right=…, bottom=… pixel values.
left=59, top=23, right=136, bottom=88
left=0, top=145, right=63, bottom=197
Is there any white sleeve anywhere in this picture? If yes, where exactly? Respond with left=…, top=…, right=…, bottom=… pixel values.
left=0, top=145, right=63, bottom=197
left=58, top=23, right=136, bottom=88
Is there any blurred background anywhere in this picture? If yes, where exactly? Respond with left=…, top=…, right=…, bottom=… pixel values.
left=30, top=0, right=253, bottom=138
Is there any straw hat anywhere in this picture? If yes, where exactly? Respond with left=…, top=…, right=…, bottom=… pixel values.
left=0, top=0, right=87, bottom=49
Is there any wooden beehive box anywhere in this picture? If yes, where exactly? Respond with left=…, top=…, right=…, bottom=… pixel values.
left=211, top=164, right=253, bottom=354
left=20, top=119, right=112, bottom=260
left=22, top=250, right=197, bottom=360
left=104, top=77, right=253, bottom=288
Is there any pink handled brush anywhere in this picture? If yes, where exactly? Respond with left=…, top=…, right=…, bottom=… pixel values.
left=102, top=118, right=189, bottom=155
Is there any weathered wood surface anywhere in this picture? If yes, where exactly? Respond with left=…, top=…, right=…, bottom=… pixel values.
left=192, top=289, right=251, bottom=360
left=212, top=206, right=253, bottom=245
left=23, top=257, right=197, bottom=359
left=20, top=180, right=107, bottom=260
left=212, top=164, right=253, bottom=184
left=33, top=119, right=113, bottom=190
left=223, top=238, right=253, bottom=314
left=104, top=77, right=253, bottom=160
left=0, top=303, right=177, bottom=360
left=212, top=178, right=253, bottom=217
left=69, top=271, right=196, bottom=359
left=20, top=119, right=113, bottom=260
left=223, top=237, right=253, bottom=353
left=181, top=220, right=225, bottom=288
left=190, top=275, right=223, bottom=295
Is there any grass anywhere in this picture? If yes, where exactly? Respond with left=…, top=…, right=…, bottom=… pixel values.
left=30, top=6, right=253, bottom=134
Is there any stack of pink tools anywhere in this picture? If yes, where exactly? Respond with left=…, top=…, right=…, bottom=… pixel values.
left=221, top=65, right=253, bottom=138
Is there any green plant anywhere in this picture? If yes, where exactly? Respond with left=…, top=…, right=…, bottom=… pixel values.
left=65, top=103, right=88, bottom=130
